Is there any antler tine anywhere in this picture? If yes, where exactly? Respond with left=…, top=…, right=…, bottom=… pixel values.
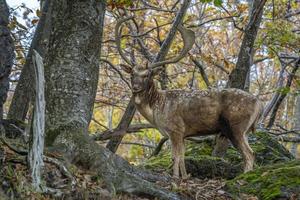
left=149, top=24, right=195, bottom=69
left=115, top=16, right=135, bottom=67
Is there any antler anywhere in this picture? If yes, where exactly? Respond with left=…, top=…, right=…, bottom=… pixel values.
left=115, top=16, right=135, bottom=67
left=149, top=24, right=195, bottom=69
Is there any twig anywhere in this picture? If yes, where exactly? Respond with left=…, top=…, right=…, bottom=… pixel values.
left=100, top=58, right=131, bottom=88
left=120, top=142, right=156, bottom=148
left=188, top=15, right=239, bottom=28
left=150, top=136, right=169, bottom=157
left=267, top=130, right=300, bottom=136
left=92, top=118, right=109, bottom=130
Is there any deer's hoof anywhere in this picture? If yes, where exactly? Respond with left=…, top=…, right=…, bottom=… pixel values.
left=243, top=166, right=253, bottom=173
left=181, top=173, right=191, bottom=180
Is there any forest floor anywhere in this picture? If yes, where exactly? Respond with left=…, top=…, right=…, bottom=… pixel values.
left=0, top=141, right=235, bottom=200
left=1, top=130, right=298, bottom=200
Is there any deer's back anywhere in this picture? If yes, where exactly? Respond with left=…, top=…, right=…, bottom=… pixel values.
left=156, top=88, right=261, bottom=137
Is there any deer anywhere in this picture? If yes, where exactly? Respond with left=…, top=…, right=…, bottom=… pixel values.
left=115, top=17, right=264, bottom=179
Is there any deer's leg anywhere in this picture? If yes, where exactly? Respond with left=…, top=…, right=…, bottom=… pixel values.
left=242, top=136, right=254, bottom=172
left=212, top=134, right=230, bottom=158
left=235, top=134, right=254, bottom=172
left=170, top=138, right=180, bottom=178
left=178, top=139, right=188, bottom=179
left=229, top=123, right=254, bottom=172
left=170, top=136, right=187, bottom=179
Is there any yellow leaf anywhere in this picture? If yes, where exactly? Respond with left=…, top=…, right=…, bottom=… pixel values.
left=36, top=9, right=41, bottom=17
left=32, top=19, right=39, bottom=25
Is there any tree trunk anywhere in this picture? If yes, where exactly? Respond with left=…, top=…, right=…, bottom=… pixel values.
left=290, top=95, right=300, bottom=157
left=7, top=0, right=51, bottom=121
left=106, top=98, right=136, bottom=152
left=28, top=50, right=45, bottom=191
left=267, top=61, right=300, bottom=128
left=261, top=64, right=287, bottom=123
left=0, top=0, right=14, bottom=131
left=44, top=1, right=180, bottom=199
left=227, top=0, right=267, bottom=90
left=44, top=0, right=103, bottom=144
left=294, top=95, right=300, bottom=130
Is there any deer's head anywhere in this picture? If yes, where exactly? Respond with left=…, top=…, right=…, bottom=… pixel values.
left=115, top=16, right=195, bottom=94
left=130, top=65, right=151, bottom=93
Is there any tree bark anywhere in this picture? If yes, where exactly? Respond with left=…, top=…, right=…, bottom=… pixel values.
left=106, top=98, right=136, bottom=152
left=44, top=1, right=181, bottom=198
left=294, top=95, right=300, bottom=130
left=267, top=60, right=300, bottom=128
left=28, top=50, right=45, bottom=191
left=7, top=0, right=51, bottom=121
left=261, top=63, right=287, bottom=123
left=44, top=0, right=103, bottom=144
left=0, top=0, right=14, bottom=131
left=290, top=95, right=300, bottom=157
left=191, top=57, right=210, bottom=88
left=227, top=0, right=267, bottom=90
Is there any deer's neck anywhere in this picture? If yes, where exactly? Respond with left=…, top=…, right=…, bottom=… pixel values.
left=133, top=81, right=162, bottom=124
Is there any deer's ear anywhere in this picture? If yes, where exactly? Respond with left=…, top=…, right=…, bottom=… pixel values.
left=120, top=64, right=133, bottom=74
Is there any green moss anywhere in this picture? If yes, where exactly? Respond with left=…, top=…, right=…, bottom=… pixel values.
left=144, top=148, right=241, bottom=179
left=145, top=152, right=172, bottom=170
left=226, top=160, right=300, bottom=200
left=143, top=132, right=294, bottom=179
left=251, top=132, right=294, bottom=166
left=185, top=142, right=213, bottom=157
left=145, top=141, right=214, bottom=170
left=45, top=122, right=86, bottom=146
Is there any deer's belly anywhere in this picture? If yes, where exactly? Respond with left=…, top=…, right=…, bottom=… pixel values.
left=182, top=112, right=221, bottom=136
left=185, top=122, right=220, bottom=136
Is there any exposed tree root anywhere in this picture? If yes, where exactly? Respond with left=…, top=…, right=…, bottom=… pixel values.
left=0, top=136, right=75, bottom=197
left=1, top=123, right=184, bottom=199
left=52, top=126, right=185, bottom=200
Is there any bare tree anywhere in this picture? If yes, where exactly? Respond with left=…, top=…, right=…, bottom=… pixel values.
left=8, top=0, right=51, bottom=121
left=227, top=0, right=267, bottom=90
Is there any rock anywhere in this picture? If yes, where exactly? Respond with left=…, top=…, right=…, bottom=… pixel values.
left=143, top=132, right=294, bottom=179
left=225, top=160, right=300, bottom=200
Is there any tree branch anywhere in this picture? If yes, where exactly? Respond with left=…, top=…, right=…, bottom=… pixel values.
left=190, top=56, right=210, bottom=88
left=93, top=123, right=155, bottom=141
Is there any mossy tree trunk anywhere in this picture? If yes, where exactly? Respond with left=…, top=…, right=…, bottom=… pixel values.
left=44, top=1, right=180, bottom=199
left=44, top=0, right=102, bottom=144
left=0, top=0, right=14, bottom=131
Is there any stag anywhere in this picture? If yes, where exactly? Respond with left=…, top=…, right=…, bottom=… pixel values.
left=115, top=17, right=263, bottom=179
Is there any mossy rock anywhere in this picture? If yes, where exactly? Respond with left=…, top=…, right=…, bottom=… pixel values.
left=143, top=132, right=294, bottom=179
left=249, top=132, right=294, bottom=165
left=185, top=155, right=242, bottom=179
left=144, top=141, right=242, bottom=179
left=225, top=160, right=300, bottom=200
